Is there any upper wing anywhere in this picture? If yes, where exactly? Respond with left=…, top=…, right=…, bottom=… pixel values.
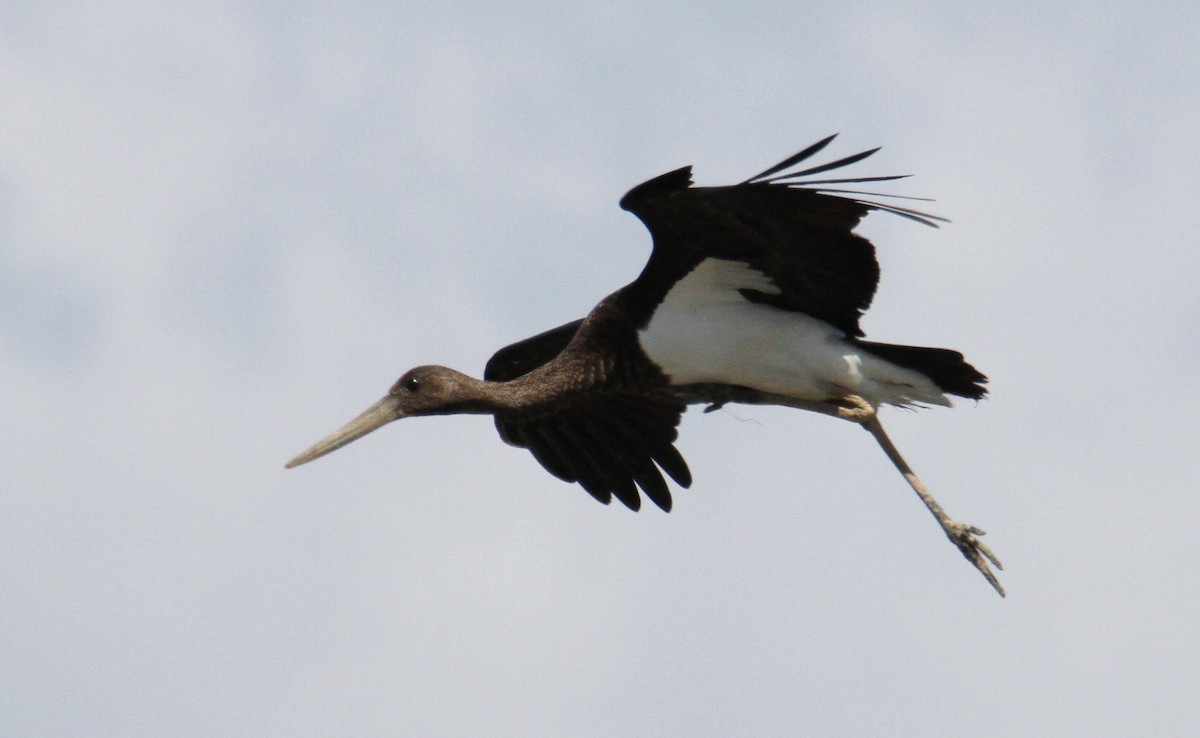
left=618, top=135, right=944, bottom=337
left=484, top=321, right=691, bottom=512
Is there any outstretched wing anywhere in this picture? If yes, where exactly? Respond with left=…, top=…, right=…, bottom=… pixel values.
left=618, top=134, right=944, bottom=337
left=484, top=322, right=691, bottom=512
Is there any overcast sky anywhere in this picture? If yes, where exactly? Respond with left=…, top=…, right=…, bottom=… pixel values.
left=3, top=2, right=1199, bottom=736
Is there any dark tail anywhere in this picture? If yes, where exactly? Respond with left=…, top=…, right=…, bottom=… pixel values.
left=853, top=339, right=988, bottom=400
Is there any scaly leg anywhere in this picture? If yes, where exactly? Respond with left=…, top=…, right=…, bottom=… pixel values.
left=671, top=385, right=1004, bottom=595
left=855, top=404, right=1005, bottom=597
left=743, top=392, right=1005, bottom=596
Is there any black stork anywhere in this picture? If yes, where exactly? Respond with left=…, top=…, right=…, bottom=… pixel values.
left=286, top=135, right=1003, bottom=596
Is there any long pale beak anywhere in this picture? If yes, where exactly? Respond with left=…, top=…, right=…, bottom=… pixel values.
left=285, top=395, right=403, bottom=468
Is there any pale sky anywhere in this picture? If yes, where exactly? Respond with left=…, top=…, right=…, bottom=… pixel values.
left=4, top=3, right=1199, bottom=736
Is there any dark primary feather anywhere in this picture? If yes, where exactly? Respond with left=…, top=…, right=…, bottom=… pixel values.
left=740, top=134, right=841, bottom=182
left=745, top=134, right=947, bottom=227
left=758, top=144, right=881, bottom=182
left=489, top=390, right=690, bottom=512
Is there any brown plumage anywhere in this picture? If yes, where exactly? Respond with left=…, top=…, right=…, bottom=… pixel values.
left=286, top=135, right=1002, bottom=595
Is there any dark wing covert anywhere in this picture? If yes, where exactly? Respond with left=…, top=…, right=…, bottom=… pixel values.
left=618, top=134, right=945, bottom=337
left=484, top=319, right=583, bottom=382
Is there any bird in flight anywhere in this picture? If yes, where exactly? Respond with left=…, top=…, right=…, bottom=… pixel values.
left=287, top=135, right=1003, bottom=596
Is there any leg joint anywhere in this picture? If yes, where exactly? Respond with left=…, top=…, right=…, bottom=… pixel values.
left=835, top=395, right=877, bottom=424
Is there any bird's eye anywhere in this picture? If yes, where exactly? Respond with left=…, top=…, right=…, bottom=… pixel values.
left=403, top=375, right=421, bottom=393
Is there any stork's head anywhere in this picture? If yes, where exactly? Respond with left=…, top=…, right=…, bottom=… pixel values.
left=285, top=365, right=490, bottom=468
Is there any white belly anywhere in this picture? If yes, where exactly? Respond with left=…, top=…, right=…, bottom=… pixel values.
left=636, top=258, right=950, bottom=407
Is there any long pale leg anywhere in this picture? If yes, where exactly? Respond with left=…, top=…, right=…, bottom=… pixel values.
left=856, top=407, right=1005, bottom=597
left=707, top=389, right=1005, bottom=596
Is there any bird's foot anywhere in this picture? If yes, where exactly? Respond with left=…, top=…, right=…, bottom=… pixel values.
left=943, top=520, right=1005, bottom=597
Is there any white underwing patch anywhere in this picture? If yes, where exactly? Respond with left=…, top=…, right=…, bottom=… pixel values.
left=638, top=258, right=949, bottom=407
